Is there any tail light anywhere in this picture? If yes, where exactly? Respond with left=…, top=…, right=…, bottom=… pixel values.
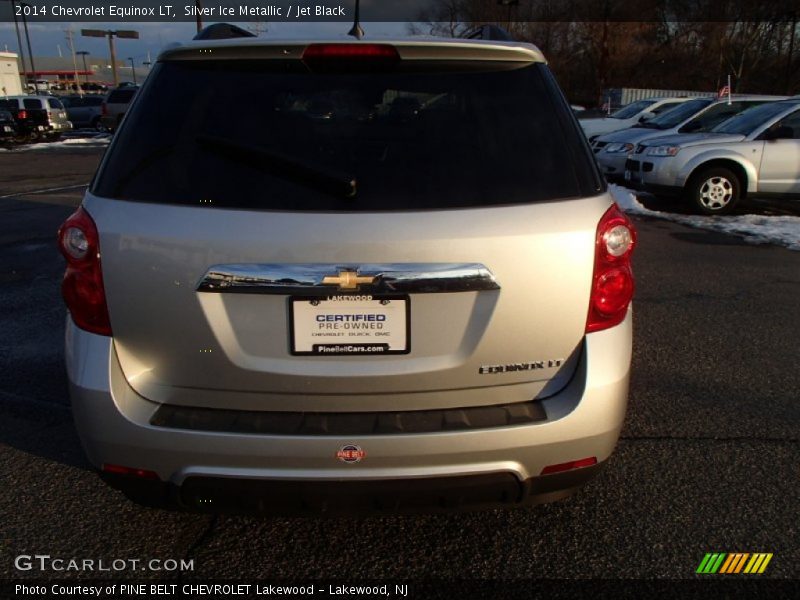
left=17, top=109, right=27, bottom=120
left=57, top=207, right=111, bottom=335
left=586, top=204, right=636, bottom=333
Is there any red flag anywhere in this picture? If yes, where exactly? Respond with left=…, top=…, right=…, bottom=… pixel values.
left=718, top=85, right=730, bottom=98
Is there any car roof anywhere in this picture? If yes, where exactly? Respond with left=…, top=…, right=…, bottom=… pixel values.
left=158, top=37, right=546, bottom=64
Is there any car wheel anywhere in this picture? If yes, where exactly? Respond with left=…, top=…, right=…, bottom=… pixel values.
left=687, top=167, right=740, bottom=215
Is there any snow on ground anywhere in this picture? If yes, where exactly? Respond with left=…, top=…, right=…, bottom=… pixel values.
left=610, top=184, right=800, bottom=252
left=20, top=135, right=111, bottom=151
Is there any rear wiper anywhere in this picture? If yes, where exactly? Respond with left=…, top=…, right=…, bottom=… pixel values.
left=196, top=134, right=357, bottom=198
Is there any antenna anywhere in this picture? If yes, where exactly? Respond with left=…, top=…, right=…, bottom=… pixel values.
left=347, top=0, right=364, bottom=40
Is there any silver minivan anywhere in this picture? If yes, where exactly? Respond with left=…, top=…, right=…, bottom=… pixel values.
left=59, top=37, right=636, bottom=514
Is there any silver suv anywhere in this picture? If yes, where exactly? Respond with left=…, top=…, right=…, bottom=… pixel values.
left=626, top=100, right=800, bottom=214
left=59, top=36, right=636, bottom=514
left=593, top=95, right=786, bottom=182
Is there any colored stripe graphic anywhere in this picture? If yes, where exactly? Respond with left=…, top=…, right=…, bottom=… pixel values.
left=720, top=554, right=736, bottom=573
left=700, top=552, right=773, bottom=574
left=696, top=553, right=714, bottom=573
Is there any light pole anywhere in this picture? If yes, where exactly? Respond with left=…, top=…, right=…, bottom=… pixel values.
left=8, top=0, right=29, bottom=92
left=81, top=29, right=139, bottom=88
left=128, top=57, right=137, bottom=85
left=76, top=51, right=90, bottom=87
left=19, top=2, right=38, bottom=92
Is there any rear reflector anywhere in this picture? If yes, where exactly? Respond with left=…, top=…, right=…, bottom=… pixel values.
left=102, top=463, right=160, bottom=480
left=540, top=457, right=597, bottom=475
left=303, top=43, right=400, bottom=60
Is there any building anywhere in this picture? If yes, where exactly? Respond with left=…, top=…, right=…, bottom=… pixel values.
left=0, top=52, right=23, bottom=96
left=21, top=56, right=151, bottom=89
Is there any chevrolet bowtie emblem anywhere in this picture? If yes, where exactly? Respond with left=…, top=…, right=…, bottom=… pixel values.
left=321, top=270, right=375, bottom=290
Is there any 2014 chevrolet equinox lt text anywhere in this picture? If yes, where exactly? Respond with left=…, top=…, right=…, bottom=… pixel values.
left=58, top=35, right=636, bottom=514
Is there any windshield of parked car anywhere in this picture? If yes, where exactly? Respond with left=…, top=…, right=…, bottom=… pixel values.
left=609, top=99, right=656, bottom=119
left=640, top=98, right=713, bottom=129
left=711, top=102, right=794, bottom=135
left=94, top=59, right=600, bottom=211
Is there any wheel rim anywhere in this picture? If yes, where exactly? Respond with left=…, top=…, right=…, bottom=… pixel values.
left=699, top=176, right=734, bottom=210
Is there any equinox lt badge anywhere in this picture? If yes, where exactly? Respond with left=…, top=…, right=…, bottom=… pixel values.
left=479, top=359, right=564, bottom=374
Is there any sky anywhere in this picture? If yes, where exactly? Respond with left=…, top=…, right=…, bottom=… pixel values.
left=0, top=21, right=414, bottom=63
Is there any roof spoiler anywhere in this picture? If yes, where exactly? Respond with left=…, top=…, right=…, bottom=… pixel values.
left=193, top=23, right=256, bottom=40
left=463, top=25, right=515, bottom=41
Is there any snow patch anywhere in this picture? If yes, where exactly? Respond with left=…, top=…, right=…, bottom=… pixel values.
left=609, top=184, right=800, bottom=252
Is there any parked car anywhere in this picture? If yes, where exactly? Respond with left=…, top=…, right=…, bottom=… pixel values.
left=0, top=95, right=72, bottom=142
left=625, top=99, right=800, bottom=214
left=580, top=97, right=692, bottom=140
left=73, top=82, right=109, bottom=93
left=0, top=110, right=18, bottom=144
left=99, top=85, right=139, bottom=133
left=59, top=36, right=636, bottom=514
left=60, top=95, right=106, bottom=130
left=593, top=95, right=786, bottom=182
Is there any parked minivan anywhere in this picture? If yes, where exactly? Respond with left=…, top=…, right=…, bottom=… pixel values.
left=0, top=95, right=72, bottom=142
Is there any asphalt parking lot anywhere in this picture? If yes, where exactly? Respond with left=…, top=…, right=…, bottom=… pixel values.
left=1, top=146, right=798, bottom=590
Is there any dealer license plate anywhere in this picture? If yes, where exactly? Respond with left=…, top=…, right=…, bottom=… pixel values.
left=290, top=295, right=409, bottom=355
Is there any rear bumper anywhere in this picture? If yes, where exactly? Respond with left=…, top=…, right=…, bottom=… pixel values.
left=66, top=311, right=631, bottom=513
left=102, top=463, right=605, bottom=514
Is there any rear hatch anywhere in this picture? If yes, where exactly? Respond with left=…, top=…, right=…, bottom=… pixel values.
left=44, top=97, right=70, bottom=127
left=88, top=41, right=607, bottom=412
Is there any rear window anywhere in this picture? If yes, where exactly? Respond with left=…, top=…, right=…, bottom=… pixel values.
left=107, top=89, right=137, bottom=104
left=23, top=99, right=42, bottom=109
left=0, top=100, right=15, bottom=110
left=93, top=59, right=600, bottom=211
left=47, top=98, right=64, bottom=109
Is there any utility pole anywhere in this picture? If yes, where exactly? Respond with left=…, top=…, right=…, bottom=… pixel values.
left=195, top=0, right=203, bottom=34
left=81, top=29, right=139, bottom=88
left=65, top=28, right=82, bottom=95
left=9, top=0, right=29, bottom=92
left=19, top=2, right=38, bottom=92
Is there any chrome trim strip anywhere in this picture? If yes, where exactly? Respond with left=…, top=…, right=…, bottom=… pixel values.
left=197, top=263, right=500, bottom=295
